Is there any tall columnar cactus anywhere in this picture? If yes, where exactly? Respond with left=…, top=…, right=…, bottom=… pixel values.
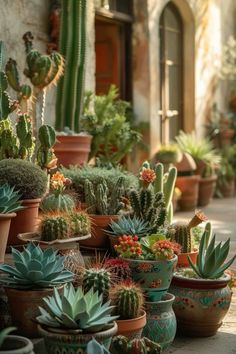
left=55, top=0, right=86, bottom=132
left=41, top=215, right=70, bottom=241
left=16, top=114, right=34, bottom=159
left=36, top=124, right=57, bottom=171
left=110, top=281, right=144, bottom=319
left=111, top=336, right=162, bottom=354
left=82, top=268, right=111, bottom=297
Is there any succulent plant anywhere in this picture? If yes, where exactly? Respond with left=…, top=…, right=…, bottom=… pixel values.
left=41, top=193, right=75, bottom=213
left=106, top=216, right=152, bottom=238
left=82, top=267, right=112, bottom=297
left=69, top=210, right=91, bottom=235
left=0, top=159, right=47, bottom=199
left=188, top=222, right=236, bottom=279
left=104, top=258, right=131, bottom=280
left=0, top=184, right=23, bottom=214
left=110, top=281, right=144, bottom=319
left=84, top=177, right=125, bottom=215
left=36, top=283, right=118, bottom=331
left=41, top=214, right=70, bottom=241
left=0, top=242, right=74, bottom=288
left=87, top=338, right=110, bottom=354
left=111, top=336, right=162, bottom=354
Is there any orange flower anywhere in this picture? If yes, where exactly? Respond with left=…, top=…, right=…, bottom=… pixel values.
left=139, top=168, right=156, bottom=184
left=50, top=171, right=71, bottom=191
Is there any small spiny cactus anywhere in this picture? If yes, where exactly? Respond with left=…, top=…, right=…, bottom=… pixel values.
left=82, top=267, right=111, bottom=297
left=69, top=210, right=91, bottom=235
left=111, top=336, right=162, bottom=354
left=104, top=258, right=131, bottom=280
left=41, top=214, right=70, bottom=241
left=41, top=193, right=75, bottom=213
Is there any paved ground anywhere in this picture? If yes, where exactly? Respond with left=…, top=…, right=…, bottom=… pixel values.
left=170, top=196, right=236, bottom=354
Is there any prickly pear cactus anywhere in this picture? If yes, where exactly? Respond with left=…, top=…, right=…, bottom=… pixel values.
left=41, top=215, right=70, bottom=241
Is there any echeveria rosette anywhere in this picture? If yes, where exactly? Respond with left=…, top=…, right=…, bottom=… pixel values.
left=0, top=242, right=74, bottom=288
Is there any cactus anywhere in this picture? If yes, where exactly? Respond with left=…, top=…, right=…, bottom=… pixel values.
left=82, top=268, right=111, bottom=297
left=111, top=336, right=162, bottom=354
left=40, top=193, right=75, bottom=213
left=110, top=281, right=144, bottom=319
left=84, top=179, right=96, bottom=214
left=104, top=258, right=131, bottom=280
left=55, top=0, right=86, bottom=132
left=36, top=124, right=57, bottom=171
left=69, top=210, right=91, bottom=235
left=41, top=215, right=70, bottom=241
left=16, top=114, right=34, bottom=159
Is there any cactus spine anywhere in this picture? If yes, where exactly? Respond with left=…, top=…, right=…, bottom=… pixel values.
left=55, top=0, right=86, bottom=132
left=82, top=268, right=111, bottom=297
left=111, top=336, right=162, bottom=354
left=110, top=281, right=144, bottom=319
left=69, top=210, right=91, bottom=235
left=41, top=215, right=70, bottom=241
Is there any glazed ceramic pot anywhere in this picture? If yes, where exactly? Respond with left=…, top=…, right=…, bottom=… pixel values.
left=124, top=255, right=177, bottom=302
left=8, top=199, right=41, bottom=246
left=170, top=273, right=232, bottom=337
left=143, top=293, right=176, bottom=351
left=38, top=322, right=117, bottom=353
left=177, top=251, right=198, bottom=268
left=198, top=175, right=217, bottom=207
left=175, top=175, right=200, bottom=211
left=54, top=134, right=92, bottom=167
left=0, top=335, right=34, bottom=354
left=79, top=214, right=119, bottom=249
left=116, top=310, right=146, bottom=339
left=0, top=213, right=16, bottom=262
left=5, top=287, right=57, bottom=338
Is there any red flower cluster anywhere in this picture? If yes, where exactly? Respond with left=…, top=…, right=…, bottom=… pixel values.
left=115, top=235, right=142, bottom=259
left=139, top=167, right=156, bottom=184
left=152, top=239, right=181, bottom=260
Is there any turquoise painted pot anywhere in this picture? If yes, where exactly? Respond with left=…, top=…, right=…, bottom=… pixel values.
left=170, top=274, right=232, bottom=337
left=143, top=293, right=176, bottom=351
left=124, top=255, right=177, bottom=301
left=38, top=322, right=117, bottom=353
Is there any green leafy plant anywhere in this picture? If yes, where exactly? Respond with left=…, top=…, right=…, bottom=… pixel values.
left=0, top=159, right=47, bottom=199
left=81, top=85, right=142, bottom=164
left=111, top=335, right=162, bottom=354
left=0, top=242, right=74, bottom=288
left=36, top=283, right=118, bottom=331
left=0, top=327, right=16, bottom=349
left=106, top=216, right=152, bottom=238
left=87, top=338, right=110, bottom=354
left=0, top=184, right=23, bottom=214
left=188, top=223, right=236, bottom=279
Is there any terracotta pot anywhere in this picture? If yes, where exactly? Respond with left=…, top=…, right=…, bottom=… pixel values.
left=175, top=175, right=200, bottom=211
left=0, top=213, right=16, bottom=263
left=116, top=310, right=146, bottom=339
left=170, top=274, right=232, bottom=337
left=195, top=160, right=207, bottom=177
left=177, top=251, right=198, bottom=268
left=0, top=335, right=34, bottom=354
left=79, top=214, right=119, bottom=249
left=219, top=129, right=234, bottom=145
left=8, top=199, right=41, bottom=246
left=5, top=287, right=56, bottom=338
left=219, top=178, right=235, bottom=198
left=174, top=152, right=196, bottom=172
left=143, top=293, right=176, bottom=351
left=38, top=322, right=117, bottom=353
left=198, top=175, right=217, bottom=207
left=54, top=134, right=92, bottom=167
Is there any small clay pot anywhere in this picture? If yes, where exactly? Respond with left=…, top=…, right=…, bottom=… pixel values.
left=198, top=175, right=217, bottom=207
left=0, top=335, right=34, bottom=354
left=116, top=310, right=146, bottom=339
left=177, top=251, right=198, bottom=268
left=175, top=175, right=200, bottom=211
left=0, top=213, right=16, bottom=262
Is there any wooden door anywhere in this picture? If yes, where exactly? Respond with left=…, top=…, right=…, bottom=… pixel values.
left=159, top=3, right=183, bottom=143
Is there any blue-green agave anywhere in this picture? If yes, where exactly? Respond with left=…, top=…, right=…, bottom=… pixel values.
left=87, top=338, right=110, bottom=354
left=0, top=184, right=23, bottom=214
left=36, top=283, right=118, bottom=332
left=188, top=224, right=236, bottom=279
left=106, top=216, right=152, bottom=238
left=0, top=242, right=74, bottom=288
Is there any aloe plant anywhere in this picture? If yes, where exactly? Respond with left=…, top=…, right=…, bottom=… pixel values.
left=188, top=223, right=236, bottom=279
left=36, top=283, right=118, bottom=332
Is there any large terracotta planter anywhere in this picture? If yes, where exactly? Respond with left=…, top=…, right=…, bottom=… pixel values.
left=38, top=322, right=117, bottom=353
left=0, top=335, right=34, bottom=354
left=8, top=199, right=41, bottom=246
left=0, top=213, right=16, bottom=262
left=175, top=175, right=200, bottom=211
left=218, top=178, right=235, bottom=198
left=219, top=129, right=234, bottom=145
left=170, top=273, right=232, bottom=337
left=5, top=287, right=56, bottom=338
left=79, top=214, right=119, bottom=249
left=177, top=251, right=198, bottom=268
left=143, top=293, right=177, bottom=351
left=54, top=134, right=92, bottom=167
left=198, top=175, right=217, bottom=206
left=123, top=255, right=177, bottom=302
left=116, top=310, right=146, bottom=339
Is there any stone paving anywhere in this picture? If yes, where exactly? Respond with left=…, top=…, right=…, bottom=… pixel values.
left=169, top=196, right=236, bottom=354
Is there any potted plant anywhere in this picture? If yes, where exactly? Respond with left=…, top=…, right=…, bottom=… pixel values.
left=216, top=148, right=235, bottom=197
left=109, top=280, right=146, bottom=338
left=111, top=335, right=162, bottom=353
left=0, top=159, right=48, bottom=245
left=54, top=0, right=92, bottom=166
left=170, top=225, right=236, bottom=336
left=0, top=184, right=22, bottom=262
left=176, top=131, right=220, bottom=207
left=0, top=242, right=74, bottom=338
left=0, top=327, right=34, bottom=354
left=154, top=143, right=182, bottom=172
left=36, top=283, right=118, bottom=352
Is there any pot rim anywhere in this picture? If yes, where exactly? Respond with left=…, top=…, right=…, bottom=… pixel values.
left=199, top=175, right=217, bottom=182
left=0, top=213, right=16, bottom=219
left=20, top=198, right=41, bottom=204
left=116, top=309, right=146, bottom=325
left=89, top=214, right=119, bottom=219
left=5, top=284, right=63, bottom=292
left=0, top=335, right=33, bottom=353
left=122, top=254, right=178, bottom=264
left=172, top=273, right=231, bottom=288
left=176, top=175, right=200, bottom=181
left=178, top=250, right=198, bottom=256
left=145, top=292, right=175, bottom=304
left=56, top=133, right=92, bottom=139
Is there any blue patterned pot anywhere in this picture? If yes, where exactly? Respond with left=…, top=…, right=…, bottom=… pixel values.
left=170, top=274, right=232, bottom=337
left=38, top=322, right=117, bottom=353
left=124, top=255, right=177, bottom=301
left=143, top=293, right=176, bottom=351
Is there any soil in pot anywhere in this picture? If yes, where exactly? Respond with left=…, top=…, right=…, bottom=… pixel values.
left=143, top=293, right=176, bottom=351
left=8, top=199, right=41, bottom=246
left=0, top=335, right=34, bottom=354
left=175, top=175, right=200, bottom=211
left=170, top=273, right=232, bottom=337
left=0, top=213, right=16, bottom=263
left=198, top=175, right=217, bottom=206
left=54, top=134, right=92, bottom=167
left=116, top=310, right=146, bottom=340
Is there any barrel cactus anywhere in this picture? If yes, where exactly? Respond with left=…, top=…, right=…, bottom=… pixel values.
left=69, top=210, right=91, bottom=235
left=104, top=258, right=131, bottom=280
left=82, top=267, right=112, bottom=298
left=41, top=214, right=70, bottom=241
